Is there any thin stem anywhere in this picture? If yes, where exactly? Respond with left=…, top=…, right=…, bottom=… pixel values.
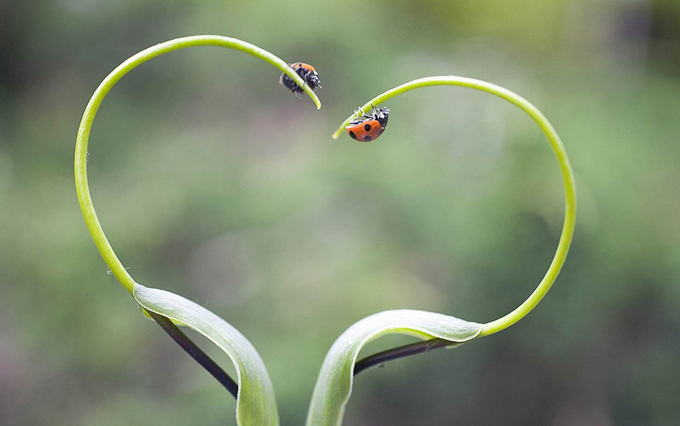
left=333, top=76, right=577, bottom=337
left=354, top=338, right=456, bottom=376
left=75, top=35, right=321, bottom=296
left=148, top=311, right=239, bottom=398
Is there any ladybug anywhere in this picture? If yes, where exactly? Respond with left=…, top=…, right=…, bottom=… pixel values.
left=346, top=105, right=390, bottom=142
left=280, top=62, right=321, bottom=93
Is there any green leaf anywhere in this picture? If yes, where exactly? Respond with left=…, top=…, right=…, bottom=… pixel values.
left=305, top=310, right=482, bottom=426
left=133, top=283, right=279, bottom=426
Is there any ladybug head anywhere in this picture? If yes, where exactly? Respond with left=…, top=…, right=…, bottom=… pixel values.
left=375, top=107, right=389, bottom=127
left=307, top=71, right=321, bottom=89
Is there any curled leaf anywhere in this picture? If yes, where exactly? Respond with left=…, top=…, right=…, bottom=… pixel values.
left=133, top=284, right=279, bottom=426
left=305, top=310, right=482, bottom=426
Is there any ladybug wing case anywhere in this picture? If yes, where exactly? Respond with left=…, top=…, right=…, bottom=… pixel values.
left=347, top=119, right=382, bottom=142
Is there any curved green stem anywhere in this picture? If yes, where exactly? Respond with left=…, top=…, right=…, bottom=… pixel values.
left=333, top=76, right=576, bottom=337
left=75, top=35, right=320, bottom=295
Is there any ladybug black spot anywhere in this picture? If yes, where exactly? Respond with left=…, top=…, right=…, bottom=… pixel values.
left=349, top=131, right=357, bottom=140
left=364, top=123, right=372, bottom=131
left=364, top=135, right=372, bottom=142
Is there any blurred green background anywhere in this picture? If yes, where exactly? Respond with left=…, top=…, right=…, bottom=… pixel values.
left=1, top=0, right=680, bottom=425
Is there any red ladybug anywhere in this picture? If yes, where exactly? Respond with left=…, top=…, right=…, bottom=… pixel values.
left=346, top=106, right=390, bottom=142
left=280, top=62, right=321, bottom=93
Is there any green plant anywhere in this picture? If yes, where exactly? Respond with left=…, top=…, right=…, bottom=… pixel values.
left=75, top=35, right=319, bottom=426
left=311, top=76, right=576, bottom=426
left=75, top=37, right=575, bottom=426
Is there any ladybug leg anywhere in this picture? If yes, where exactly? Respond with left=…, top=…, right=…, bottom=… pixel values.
left=356, top=107, right=373, bottom=120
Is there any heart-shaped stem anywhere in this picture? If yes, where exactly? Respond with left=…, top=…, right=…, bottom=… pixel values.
left=334, top=76, right=576, bottom=342
left=75, top=35, right=320, bottom=296
left=75, top=36, right=321, bottom=403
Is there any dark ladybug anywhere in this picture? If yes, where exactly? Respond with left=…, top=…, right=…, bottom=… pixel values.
left=280, top=62, right=321, bottom=93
